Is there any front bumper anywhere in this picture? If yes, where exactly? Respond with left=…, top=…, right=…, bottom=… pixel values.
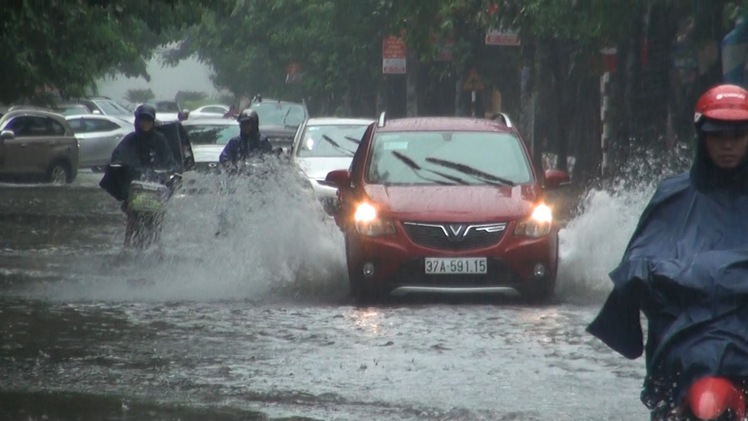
left=346, top=223, right=558, bottom=297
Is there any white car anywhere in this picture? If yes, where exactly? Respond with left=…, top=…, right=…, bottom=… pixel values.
left=65, top=114, right=130, bottom=169
left=190, top=104, right=230, bottom=119
left=180, top=118, right=239, bottom=171
left=290, top=117, right=373, bottom=214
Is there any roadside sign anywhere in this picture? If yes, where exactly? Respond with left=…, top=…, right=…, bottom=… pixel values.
left=463, top=68, right=484, bottom=91
left=286, top=62, right=302, bottom=84
left=383, top=36, right=406, bottom=74
left=485, top=27, right=520, bottom=46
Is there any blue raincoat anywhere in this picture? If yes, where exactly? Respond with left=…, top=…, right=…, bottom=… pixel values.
left=588, top=134, right=748, bottom=414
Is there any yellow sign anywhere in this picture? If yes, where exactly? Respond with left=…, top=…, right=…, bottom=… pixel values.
left=463, top=69, right=484, bottom=91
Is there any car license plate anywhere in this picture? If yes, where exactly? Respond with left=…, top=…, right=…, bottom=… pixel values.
left=424, top=257, right=487, bottom=274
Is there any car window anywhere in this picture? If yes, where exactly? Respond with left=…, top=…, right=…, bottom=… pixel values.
left=67, top=118, right=85, bottom=133
left=203, top=106, right=226, bottom=114
left=298, top=124, right=368, bottom=158
left=366, top=131, right=532, bottom=186
left=6, top=116, right=66, bottom=137
left=252, top=102, right=307, bottom=128
left=183, top=124, right=239, bottom=145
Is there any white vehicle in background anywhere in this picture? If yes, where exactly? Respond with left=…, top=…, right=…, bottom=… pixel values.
left=290, top=117, right=373, bottom=214
left=190, top=104, right=230, bottom=119
left=65, top=114, right=130, bottom=170
left=180, top=117, right=239, bottom=171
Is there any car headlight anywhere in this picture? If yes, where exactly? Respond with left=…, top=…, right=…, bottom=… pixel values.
left=354, top=203, right=396, bottom=236
left=514, top=203, right=553, bottom=237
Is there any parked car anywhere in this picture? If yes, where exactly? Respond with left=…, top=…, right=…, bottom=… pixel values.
left=0, top=109, right=79, bottom=183
left=56, top=103, right=93, bottom=116
left=65, top=114, right=130, bottom=170
left=324, top=113, right=571, bottom=303
left=190, top=104, right=230, bottom=119
left=180, top=118, right=239, bottom=171
left=249, top=97, right=308, bottom=152
left=153, top=100, right=182, bottom=122
left=77, top=97, right=133, bottom=121
left=291, top=117, right=373, bottom=214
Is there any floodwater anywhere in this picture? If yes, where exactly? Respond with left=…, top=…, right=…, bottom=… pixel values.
left=0, top=170, right=655, bottom=420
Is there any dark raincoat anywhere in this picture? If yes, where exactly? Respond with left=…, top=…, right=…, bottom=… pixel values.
left=99, top=121, right=179, bottom=202
left=587, top=133, right=748, bottom=414
left=218, top=132, right=272, bottom=165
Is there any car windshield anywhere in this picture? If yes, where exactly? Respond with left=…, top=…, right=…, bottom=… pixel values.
left=92, top=100, right=130, bottom=116
left=366, top=131, right=532, bottom=186
left=252, top=102, right=307, bottom=128
left=155, top=102, right=180, bottom=113
left=183, top=124, right=239, bottom=145
left=298, top=124, right=368, bottom=158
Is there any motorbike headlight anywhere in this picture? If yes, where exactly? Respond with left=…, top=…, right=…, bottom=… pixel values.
left=514, top=203, right=553, bottom=238
left=354, top=203, right=396, bottom=237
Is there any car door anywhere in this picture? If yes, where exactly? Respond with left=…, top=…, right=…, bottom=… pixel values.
left=75, top=117, right=125, bottom=168
left=0, top=116, right=39, bottom=174
left=23, top=116, right=73, bottom=176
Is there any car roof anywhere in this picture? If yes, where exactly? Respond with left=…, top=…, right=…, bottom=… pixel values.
left=305, top=117, right=374, bottom=125
left=0, top=109, right=72, bottom=129
left=64, top=113, right=130, bottom=123
left=377, top=117, right=513, bottom=133
left=181, top=117, right=237, bottom=126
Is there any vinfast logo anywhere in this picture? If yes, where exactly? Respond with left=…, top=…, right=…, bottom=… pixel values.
left=404, top=222, right=507, bottom=241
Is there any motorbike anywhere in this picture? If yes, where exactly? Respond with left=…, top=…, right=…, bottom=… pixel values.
left=110, top=164, right=181, bottom=249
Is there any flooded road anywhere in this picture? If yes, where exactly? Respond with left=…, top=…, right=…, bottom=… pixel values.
left=0, top=172, right=651, bottom=420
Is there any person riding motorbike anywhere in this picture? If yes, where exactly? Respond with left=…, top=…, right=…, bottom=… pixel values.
left=99, top=104, right=180, bottom=248
left=218, top=108, right=273, bottom=172
left=588, top=84, right=748, bottom=420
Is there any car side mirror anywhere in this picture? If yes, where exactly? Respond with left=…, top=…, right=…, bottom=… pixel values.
left=325, top=169, right=351, bottom=188
left=0, top=130, right=15, bottom=142
left=544, top=169, right=571, bottom=190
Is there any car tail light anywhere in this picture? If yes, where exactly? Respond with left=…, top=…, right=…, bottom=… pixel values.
left=514, top=203, right=553, bottom=238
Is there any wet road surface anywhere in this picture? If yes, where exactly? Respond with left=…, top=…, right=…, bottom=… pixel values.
left=0, top=171, right=649, bottom=420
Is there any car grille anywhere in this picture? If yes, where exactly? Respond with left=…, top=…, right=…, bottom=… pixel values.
left=402, top=221, right=507, bottom=251
left=392, top=258, right=520, bottom=286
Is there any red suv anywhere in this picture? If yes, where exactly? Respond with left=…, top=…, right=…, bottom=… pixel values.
left=325, top=114, right=570, bottom=302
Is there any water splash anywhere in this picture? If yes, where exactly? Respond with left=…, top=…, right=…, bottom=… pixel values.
left=41, top=160, right=350, bottom=303
left=555, top=148, right=689, bottom=304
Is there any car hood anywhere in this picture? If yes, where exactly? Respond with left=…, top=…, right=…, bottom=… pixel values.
left=297, top=156, right=353, bottom=180
left=363, top=184, right=540, bottom=221
left=193, top=145, right=224, bottom=163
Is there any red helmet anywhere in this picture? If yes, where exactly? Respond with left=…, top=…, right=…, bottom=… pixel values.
left=694, top=84, right=748, bottom=131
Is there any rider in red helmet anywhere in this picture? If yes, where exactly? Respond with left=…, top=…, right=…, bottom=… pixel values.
left=588, top=84, right=748, bottom=420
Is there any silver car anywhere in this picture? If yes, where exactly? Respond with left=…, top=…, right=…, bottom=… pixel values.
left=290, top=117, right=373, bottom=214
left=65, top=114, right=130, bottom=169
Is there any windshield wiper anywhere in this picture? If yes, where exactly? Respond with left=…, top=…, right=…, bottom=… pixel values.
left=344, top=136, right=361, bottom=144
left=321, top=134, right=356, bottom=156
left=424, top=157, right=516, bottom=186
left=391, top=151, right=468, bottom=185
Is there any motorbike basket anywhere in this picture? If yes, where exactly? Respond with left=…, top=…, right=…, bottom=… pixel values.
left=128, top=181, right=170, bottom=212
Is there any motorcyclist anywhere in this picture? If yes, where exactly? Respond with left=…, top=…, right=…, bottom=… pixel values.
left=218, top=108, right=273, bottom=170
left=588, top=84, right=748, bottom=420
left=99, top=104, right=179, bottom=248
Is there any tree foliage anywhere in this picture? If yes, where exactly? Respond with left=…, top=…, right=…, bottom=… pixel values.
left=0, top=0, right=201, bottom=104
